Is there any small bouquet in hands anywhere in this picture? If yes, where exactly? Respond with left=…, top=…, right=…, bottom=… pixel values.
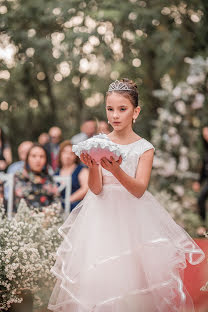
left=72, top=134, right=126, bottom=164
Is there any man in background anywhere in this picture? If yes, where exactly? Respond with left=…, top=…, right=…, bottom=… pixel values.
left=97, top=120, right=110, bottom=135
left=44, top=126, right=62, bottom=172
left=71, top=119, right=97, bottom=144
left=38, top=132, right=50, bottom=146
left=7, top=141, right=33, bottom=174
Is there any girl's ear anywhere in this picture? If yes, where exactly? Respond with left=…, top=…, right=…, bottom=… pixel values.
left=133, top=106, right=141, bottom=120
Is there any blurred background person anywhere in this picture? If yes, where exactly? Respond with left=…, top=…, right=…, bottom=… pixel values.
left=71, top=119, right=97, bottom=144
left=44, top=126, right=62, bottom=172
left=7, top=141, right=33, bottom=174
left=14, top=143, right=60, bottom=212
left=0, top=127, right=12, bottom=172
left=38, top=132, right=50, bottom=146
left=192, top=126, right=208, bottom=235
left=55, top=140, right=88, bottom=211
left=97, top=120, right=110, bottom=135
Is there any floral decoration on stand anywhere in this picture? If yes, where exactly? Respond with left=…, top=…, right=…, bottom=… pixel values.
left=150, top=56, right=208, bottom=235
left=0, top=199, right=63, bottom=311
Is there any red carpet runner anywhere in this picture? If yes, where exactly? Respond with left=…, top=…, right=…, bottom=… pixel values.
left=184, top=239, right=208, bottom=312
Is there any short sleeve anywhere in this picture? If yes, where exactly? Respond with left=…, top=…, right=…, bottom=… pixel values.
left=133, top=139, right=155, bottom=157
left=141, top=140, right=155, bottom=154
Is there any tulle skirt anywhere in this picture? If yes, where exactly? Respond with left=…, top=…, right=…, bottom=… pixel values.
left=48, top=182, right=205, bottom=312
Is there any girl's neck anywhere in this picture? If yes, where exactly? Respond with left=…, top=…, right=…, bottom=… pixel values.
left=109, top=129, right=140, bottom=143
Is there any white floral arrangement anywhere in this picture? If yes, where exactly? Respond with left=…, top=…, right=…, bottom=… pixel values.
left=0, top=199, right=63, bottom=311
left=151, top=56, right=208, bottom=197
left=150, top=56, right=208, bottom=236
left=72, top=133, right=126, bottom=164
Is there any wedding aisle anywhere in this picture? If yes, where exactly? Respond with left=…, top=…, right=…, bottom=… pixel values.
left=184, top=238, right=208, bottom=312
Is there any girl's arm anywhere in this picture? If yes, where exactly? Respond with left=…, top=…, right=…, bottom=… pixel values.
left=101, top=149, right=154, bottom=198
left=80, top=153, right=103, bottom=195
left=70, top=168, right=89, bottom=203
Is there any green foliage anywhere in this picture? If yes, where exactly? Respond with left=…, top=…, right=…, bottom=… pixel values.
left=0, top=0, right=207, bottom=156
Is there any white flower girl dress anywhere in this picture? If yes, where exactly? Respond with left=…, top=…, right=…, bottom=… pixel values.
left=48, top=135, right=205, bottom=312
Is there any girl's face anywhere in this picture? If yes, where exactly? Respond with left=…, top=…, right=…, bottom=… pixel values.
left=61, top=145, right=76, bottom=167
left=28, top=147, right=47, bottom=173
left=106, top=93, right=140, bottom=131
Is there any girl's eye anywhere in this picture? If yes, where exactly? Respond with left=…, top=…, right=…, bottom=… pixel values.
left=107, top=108, right=113, bottom=111
left=120, top=108, right=126, bottom=111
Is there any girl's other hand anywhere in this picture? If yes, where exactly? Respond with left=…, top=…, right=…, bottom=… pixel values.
left=80, top=153, right=98, bottom=168
left=100, top=156, right=122, bottom=174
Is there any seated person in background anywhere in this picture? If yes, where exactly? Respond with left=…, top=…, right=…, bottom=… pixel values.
left=7, top=141, right=33, bottom=174
left=14, top=143, right=60, bottom=212
left=55, top=140, right=88, bottom=211
left=44, top=126, right=62, bottom=172
left=0, top=127, right=12, bottom=172
left=38, top=132, right=50, bottom=146
left=71, top=119, right=97, bottom=144
left=97, top=120, right=110, bottom=134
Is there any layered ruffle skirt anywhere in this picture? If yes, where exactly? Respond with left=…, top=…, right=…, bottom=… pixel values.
left=48, top=181, right=205, bottom=312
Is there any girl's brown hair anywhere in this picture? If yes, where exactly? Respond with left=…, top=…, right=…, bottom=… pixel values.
left=106, top=78, right=139, bottom=108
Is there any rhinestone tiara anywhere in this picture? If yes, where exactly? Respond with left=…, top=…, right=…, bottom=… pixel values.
left=108, top=80, right=133, bottom=92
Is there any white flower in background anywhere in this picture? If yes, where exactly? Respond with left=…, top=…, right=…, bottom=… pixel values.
left=174, top=100, right=186, bottom=115
left=178, top=156, right=189, bottom=171
left=191, top=93, right=205, bottom=110
left=158, top=157, right=177, bottom=177
left=160, top=74, right=173, bottom=92
left=168, top=127, right=177, bottom=136
left=180, top=146, right=188, bottom=155
left=172, top=86, right=182, bottom=98
left=153, top=155, right=163, bottom=168
left=174, top=115, right=182, bottom=124
left=172, top=185, right=185, bottom=197
left=162, top=133, right=169, bottom=142
left=170, top=134, right=181, bottom=146
left=83, top=42, right=94, bottom=54
left=152, top=90, right=169, bottom=99
left=187, top=73, right=205, bottom=85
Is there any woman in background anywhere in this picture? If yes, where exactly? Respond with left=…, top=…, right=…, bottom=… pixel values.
left=55, top=140, right=88, bottom=211
left=14, top=143, right=60, bottom=212
left=0, top=127, right=12, bottom=172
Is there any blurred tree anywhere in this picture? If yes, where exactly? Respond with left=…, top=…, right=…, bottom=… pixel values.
left=0, top=0, right=207, bottom=158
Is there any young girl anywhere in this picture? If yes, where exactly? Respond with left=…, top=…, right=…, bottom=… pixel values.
left=48, top=79, right=205, bottom=312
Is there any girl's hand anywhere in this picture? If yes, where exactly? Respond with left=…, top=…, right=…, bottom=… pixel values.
left=80, top=153, right=98, bottom=168
left=100, top=156, right=122, bottom=174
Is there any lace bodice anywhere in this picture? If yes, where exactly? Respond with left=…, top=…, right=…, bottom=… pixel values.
left=101, top=138, right=155, bottom=178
